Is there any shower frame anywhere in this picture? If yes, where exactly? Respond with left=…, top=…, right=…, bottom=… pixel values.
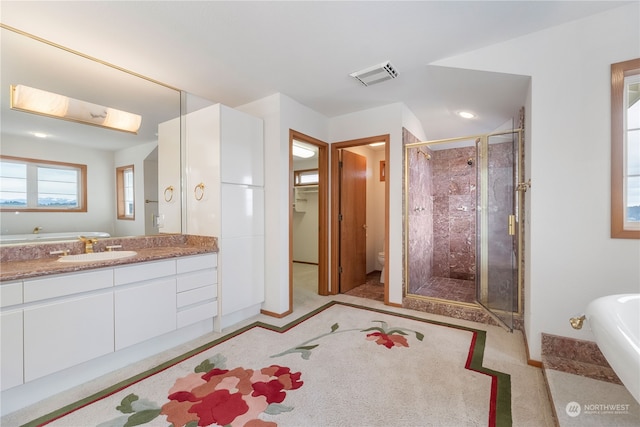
left=403, top=129, right=525, bottom=329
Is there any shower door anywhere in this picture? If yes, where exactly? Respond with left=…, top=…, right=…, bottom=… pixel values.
left=475, top=130, right=522, bottom=330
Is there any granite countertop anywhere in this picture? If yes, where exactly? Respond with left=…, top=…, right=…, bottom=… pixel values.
left=0, top=234, right=218, bottom=282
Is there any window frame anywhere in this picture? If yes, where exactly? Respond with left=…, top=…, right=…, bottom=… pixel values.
left=611, top=58, right=640, bottom=239
left=0, top=155, right=87, bottom=212
left=116, top=164, right=135, bottom=220
left=294, top=168, right=319, bottom=186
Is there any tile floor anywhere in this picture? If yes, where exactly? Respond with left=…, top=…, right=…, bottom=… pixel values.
left=3, top=263, right=632, bottom=426
left=413, top=276, right=476, bottom=304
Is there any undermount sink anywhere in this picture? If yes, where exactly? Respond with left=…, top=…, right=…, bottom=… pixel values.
left=57, top=251, right=138, bottom=262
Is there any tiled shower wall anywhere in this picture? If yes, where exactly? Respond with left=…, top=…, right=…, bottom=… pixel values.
left=406, top=142, right=433, bottom=294
left=431, top=146, right=477, bottom=281
left=405, top=130, right=477, bottom=293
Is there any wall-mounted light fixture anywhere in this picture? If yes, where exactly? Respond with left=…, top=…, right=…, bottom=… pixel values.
left=10, top=84, right=142, bottom=134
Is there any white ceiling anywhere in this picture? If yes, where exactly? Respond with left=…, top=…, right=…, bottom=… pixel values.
left=0, top=1, right=630, bottom=144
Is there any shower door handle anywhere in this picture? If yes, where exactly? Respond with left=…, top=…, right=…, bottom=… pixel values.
left=508, top=215, right=516, bottom=236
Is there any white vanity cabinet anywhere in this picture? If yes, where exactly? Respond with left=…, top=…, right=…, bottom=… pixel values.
left=1, top=281, right=24, bottom=391
left=176, top=253, right=218, bottom=328
left=180, top=103, right=265, bottom=327
left=22, top=270, right=114, bottom=382
left=114, top=260, right=177, bottom=350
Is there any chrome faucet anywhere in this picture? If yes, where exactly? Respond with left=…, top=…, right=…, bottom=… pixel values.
left=33, top=226, right=42, bottom=234
left=79, top=236, right=98, bottom=253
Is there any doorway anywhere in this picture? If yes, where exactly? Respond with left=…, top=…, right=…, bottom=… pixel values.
left=331, top=135, right=390, bottom=303
left=289, top=130, right=329, bottom=312
left=404, top=128, right=524, bottom=331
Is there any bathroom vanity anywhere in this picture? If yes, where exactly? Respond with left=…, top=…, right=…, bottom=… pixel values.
left=0, top=234, right=234, bottom=414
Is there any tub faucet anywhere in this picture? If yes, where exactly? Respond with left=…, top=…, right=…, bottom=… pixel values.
left=569, top=314, right=586, bottom=330
left=79, top=236, right=98, bottom=253
left=33, top=226, right=42, bottom=234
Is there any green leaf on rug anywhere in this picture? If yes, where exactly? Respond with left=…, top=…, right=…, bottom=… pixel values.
left=123, top=409, right=161, bottom=427
left=295, top=345, right=319, bottom=350
left=330, top=323, right=339, bottom=332
left=116, top=394, right=139, bottom=414
left=195, top=353, right=227, bottom=373
left=264, top=403, right=295, bottom=415
left=195, top=359, right=215, bottom=373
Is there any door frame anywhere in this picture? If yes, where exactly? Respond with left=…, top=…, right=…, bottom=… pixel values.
left=331, top=135, right=390, bottom=303
left=289, top=130, right=329, bottom=312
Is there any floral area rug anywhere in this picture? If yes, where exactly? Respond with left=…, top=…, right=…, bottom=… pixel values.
left=24, top=301, right=511, bottom=427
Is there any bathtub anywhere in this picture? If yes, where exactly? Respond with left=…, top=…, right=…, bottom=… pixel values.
left=586, top=294, right=640, bottom=403
left=0, top=231, right=110, bottom=244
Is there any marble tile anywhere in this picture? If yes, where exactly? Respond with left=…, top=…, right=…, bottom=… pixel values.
left=545, top=369, right=640, bottom=427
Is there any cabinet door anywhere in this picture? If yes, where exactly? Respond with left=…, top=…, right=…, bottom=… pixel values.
left=220, top=105, right=264, bottom=186
left=220, top=236, right=265, bottom=315
left=185, top=105, right=221, bottom=237
left=221, top=184, right=264, bottom=238
left=115, top=278, right=177, bottom=350
left=23, top=293, right=114, bottom=382
left=1, top=310, right=23, bottom=390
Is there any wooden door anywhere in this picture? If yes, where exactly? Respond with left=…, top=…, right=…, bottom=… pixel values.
left=339, top=149, right=367, bottom=292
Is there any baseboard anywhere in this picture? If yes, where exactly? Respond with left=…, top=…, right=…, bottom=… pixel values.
left=522, top=328, right=543, bottom=368
left=260, top=308, right=292, bottom=318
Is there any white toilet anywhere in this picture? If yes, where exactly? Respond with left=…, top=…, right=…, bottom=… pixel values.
left=377, top=251, right=385, bottom=284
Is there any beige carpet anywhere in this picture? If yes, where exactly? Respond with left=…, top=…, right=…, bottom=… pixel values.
left=25, top=301, right=511, bottom=427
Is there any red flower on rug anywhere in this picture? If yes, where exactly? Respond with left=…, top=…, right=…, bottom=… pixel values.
left=271, top=320, right=423, bottom=359
left=365, top=331, right=409, bottom=349
left=161, top=364, right=302, bottom=427
left=107, top=357, right=302, bottom=427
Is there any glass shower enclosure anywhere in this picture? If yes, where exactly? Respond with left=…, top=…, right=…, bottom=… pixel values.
left=404, top=129, right=524, bottom=330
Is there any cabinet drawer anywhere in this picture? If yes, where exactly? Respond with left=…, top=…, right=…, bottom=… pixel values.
left=114, top=259, right=175, bottom=285
left=177, top=301, right=217, bottom=329
left=1, top=281, right=23, bottom=307
left=177, top=284, right=216, bottom=308
left=177, top=269, right=216, bottom=292
left=24, top=269, right=113, bottom=302
left=177, top=253, right=217, bottom=274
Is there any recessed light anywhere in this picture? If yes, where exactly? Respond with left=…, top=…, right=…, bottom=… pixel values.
left=32, top=132, right=47, bottom=138
left=458, top=111, right=475, bottom=119
left=369, top=142, right=385, bottom=147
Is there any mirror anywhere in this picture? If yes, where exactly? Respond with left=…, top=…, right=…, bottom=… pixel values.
left=0, top=26, right=182, bottom=244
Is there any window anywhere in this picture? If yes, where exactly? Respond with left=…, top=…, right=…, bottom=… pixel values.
left=116, top=165, right=135, bottom=220
left=0, top=155, right=87, bottom=212
left=612, top=58, right=640, bottom=238
left=294, top=169, right=319, bottom=186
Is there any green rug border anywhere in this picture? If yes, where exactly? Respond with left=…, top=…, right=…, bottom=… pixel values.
left=23, top=300, right=512, bottom=427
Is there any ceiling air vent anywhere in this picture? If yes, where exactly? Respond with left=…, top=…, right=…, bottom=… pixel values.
left=349, top=61, right=398, bottom=86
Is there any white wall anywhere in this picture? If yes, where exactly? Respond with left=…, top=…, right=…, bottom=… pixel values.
left=435, top=3, right=640, bottom=360
left=237, top=93, right=329, bottom=314
left=0, top=136, right=115, bottom=235
left=114, top=141, right=159, bottom=237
